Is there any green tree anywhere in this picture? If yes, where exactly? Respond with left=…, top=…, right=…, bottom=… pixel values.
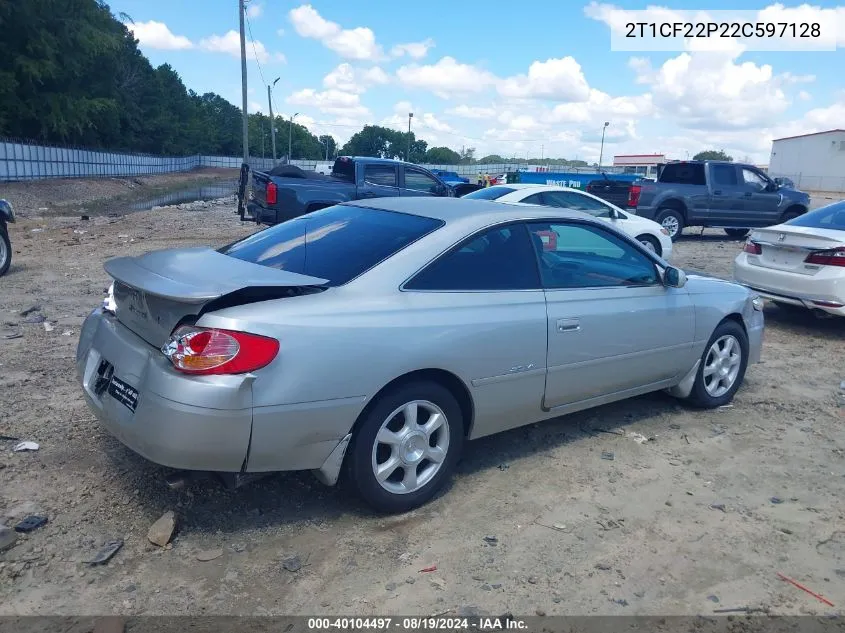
left=459, top=147, right=476, bottom=164
left=477, top=154, right=505, bottom=163
left=692, top=150, right=733, bottom=162
left=341, top=125, right=399, bottom=158
left=425, top=147, right=461, bottom=164
left=317, top=135, right=337, bottom=160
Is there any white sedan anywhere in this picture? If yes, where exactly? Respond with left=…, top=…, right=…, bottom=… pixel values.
left=463, top=184, right=673, bottom=259
left=734, top=201, right=845, bottom=317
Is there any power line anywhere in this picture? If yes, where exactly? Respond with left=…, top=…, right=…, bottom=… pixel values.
left=244, top=10, right=267, bottom=89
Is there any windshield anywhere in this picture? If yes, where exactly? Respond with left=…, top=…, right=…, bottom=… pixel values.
left=220, top=205, right=443, bottom=286
left=785, top=202, right=845, bottom=231
left=462, top=186, right=517, bottom=200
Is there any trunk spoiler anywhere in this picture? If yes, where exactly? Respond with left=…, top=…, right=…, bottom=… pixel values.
left=104, top=247, right=329, bottom=301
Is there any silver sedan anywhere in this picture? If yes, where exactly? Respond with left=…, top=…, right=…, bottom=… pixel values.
left=77, top=197, right=764, bottom=513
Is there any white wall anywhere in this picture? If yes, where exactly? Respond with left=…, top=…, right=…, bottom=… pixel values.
left=769, top=131, right=845, bottom=192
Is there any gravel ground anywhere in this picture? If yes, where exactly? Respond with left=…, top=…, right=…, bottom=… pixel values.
left=1, top=197, right=844, bottom=617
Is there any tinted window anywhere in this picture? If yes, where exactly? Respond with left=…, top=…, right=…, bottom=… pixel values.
left=521, top=193, right=545, bottom=205
left=406, top=224, right=540, bottom=291
left=659, top=163, right=706, bottom=185
left=542, top=191, right=614, bottom=218
left=462, top=186, right=516, bottom=200
left=785, top=201, right=845, bottom=230
left=526, top=222, right=659, bottom=289
left=364, top=164, right=397, bottom=187
left=405, top=169, right=441, bottom=193
left=221, top=206, right=442, bottom=286
left=711, top=164, right=738, bottom=186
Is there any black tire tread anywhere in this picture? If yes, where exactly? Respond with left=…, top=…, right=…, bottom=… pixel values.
left=0, top=224, right=10, bottom=277
left=686, top=320, right=749, bottom=409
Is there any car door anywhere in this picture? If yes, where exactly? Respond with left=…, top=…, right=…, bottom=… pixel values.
left=740, top=166, right=782, bottom=226
left=525, top=220, right=695, bottom=410
left=707, top=164, right=747, bottom=226
left=402, top=223, right=548, bottom=438
left=401, top=167, right=447, bottom=197
left=358, top=164, right=400, bottom=199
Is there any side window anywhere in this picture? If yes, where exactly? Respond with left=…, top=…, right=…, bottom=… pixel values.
left=741, top=168, right=766, bottom=190
left=406, top=224, right=540, bottom=291
left=711, top=164, right=738, bottom=186
left=404, top=169, right=441, bottom=193
left=521, top=193, right=545, bottom=205
left=660, top=163, right=706, bottom=185
left=526, top=222, right=659, bottom=289
left=543, top=191, right=614, bottom=218
left=364, top=165, right=397, bottom=187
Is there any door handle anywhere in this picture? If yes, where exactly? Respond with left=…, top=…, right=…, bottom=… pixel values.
left=556, top=318, right=580, bottom=333
left=712, top=190, right=722, bottom=195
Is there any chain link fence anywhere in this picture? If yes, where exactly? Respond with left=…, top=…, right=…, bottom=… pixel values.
left=0, top=138, right=319, bottom=182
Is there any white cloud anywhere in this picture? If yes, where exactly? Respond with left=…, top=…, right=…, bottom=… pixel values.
left=420, top=113, right=455, bottom=133
left=127, top=20, right=192, bottom=50
left=289, top=4, right=383, bottom=60
left=798, top=90, right=812, bottom=101
left=498, top=57, right=590, bottom=102
left=391, top=39, right=435, bottom=59
left=200, top=30, right=281, bottom=64
left=287, top=88, right=370, bottom=117
left=447, top=105, right=497, bottom=119
left=246, top=2, right=263, bottom=18
left=322, top=64, right=389, bottom=94
left=396, top=57, right=497, bottom=98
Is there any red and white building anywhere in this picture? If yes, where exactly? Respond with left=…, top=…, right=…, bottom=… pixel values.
left=612, top=154, right=666, bottom=178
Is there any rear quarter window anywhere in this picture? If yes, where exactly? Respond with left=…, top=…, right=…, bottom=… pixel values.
left=659, top=163, right=706, bottom=185
left=221, top=205, right=443, bottom=286
left=462, top=186, right=517, bottom=200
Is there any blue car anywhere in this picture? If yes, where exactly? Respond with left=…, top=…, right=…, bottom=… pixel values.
left=430, top=169, right=469, bottom=185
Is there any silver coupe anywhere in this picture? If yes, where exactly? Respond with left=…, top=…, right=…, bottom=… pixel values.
left=77, top=197, right=764, bottom=512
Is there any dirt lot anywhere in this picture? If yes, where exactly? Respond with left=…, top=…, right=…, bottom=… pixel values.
left=1, top=193, right=844, bottom=618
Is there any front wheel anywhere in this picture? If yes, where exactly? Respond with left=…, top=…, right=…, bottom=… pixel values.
left=636, top=234, right=662, bottom=257
left=781, top=209, right=803, bottom=223
left=345, top=381, right=464, bottom=513
left=0, top=223, right=10, bottom=277
left=685, top=320, right=749, bottom=408
left=655, top=209, right=684, bottom=241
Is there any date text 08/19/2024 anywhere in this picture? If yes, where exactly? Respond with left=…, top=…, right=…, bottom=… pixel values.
left=306, top=617, right=529, bottom=630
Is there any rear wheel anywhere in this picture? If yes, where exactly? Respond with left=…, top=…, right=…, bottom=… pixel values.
left=724, top=228, right=750, bottom=239
left=655, top=208, right=684, bottom=241
left=346, top=381, right=464, bottom=513
left=0, top=223, right=10, bottom=277
left=686, top=320, right=749, bottom=408
left=636, top=234, right=662, bottom=256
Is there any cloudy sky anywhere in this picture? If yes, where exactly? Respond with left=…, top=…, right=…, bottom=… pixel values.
left=120, top=0, right=844, bottom=163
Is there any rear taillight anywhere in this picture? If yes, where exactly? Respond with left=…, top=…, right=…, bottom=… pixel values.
left=627, top=184, right=641, bottom=207
left=743, top=240, right=762, bottom=255
left=162, top=326, right=279, bottom=375
left=804, top=247, right=845, bottom=267
left=266, top=181, right=277, bottom=205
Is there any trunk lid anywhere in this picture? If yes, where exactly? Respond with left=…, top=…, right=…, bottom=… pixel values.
left=104, top=247, right=328, bottom=347
left=750, top=226, right=845, bottom=275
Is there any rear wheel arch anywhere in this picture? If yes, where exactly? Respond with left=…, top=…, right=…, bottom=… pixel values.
left=305, top=202, right=334, bottom=214
left=351, top=369, right=475, bottom=440
left=781, top=205, right=806, bottom=222
left=657, top=198, right=688, bottom=219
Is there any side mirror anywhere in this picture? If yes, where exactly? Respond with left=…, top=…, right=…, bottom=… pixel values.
left=664, top=266, right=687, bottom=288
left=0, top=199, right=14, bottom=223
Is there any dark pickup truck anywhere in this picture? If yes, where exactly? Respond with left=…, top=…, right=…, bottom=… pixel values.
left=247, top=157, right=462, bottom=225
left=632, top=160, right=810, bottom=241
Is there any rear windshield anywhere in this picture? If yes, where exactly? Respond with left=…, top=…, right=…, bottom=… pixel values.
left=221, top=205, right=443, bottom=286
left=462, top=186, right=516, bottom=200
left=659, top=163, right=706, bottom=185
left=785, top=201, right=845, bottom=231
left=331, top=157, right=355, bottom=182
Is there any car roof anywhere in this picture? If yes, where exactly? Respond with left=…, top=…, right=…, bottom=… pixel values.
left=342, top=195, right=597, bottom=224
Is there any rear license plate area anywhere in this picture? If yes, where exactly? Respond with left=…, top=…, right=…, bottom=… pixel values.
left=91, top=359, right=139, bottom=413
left=92, top=359, right=114, bottom=399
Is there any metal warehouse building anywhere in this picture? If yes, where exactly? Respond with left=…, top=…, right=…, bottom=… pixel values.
left=768, top=129, right=845, bottom=193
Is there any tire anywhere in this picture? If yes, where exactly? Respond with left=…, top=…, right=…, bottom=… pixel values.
left=655, top=208, right=684, bottom=241
left=781, top=209, right=803, bottom=223
left=636, top=234, right=662, bottom=257
left=0, top=223, right=10, bottom=277
left=685, top=320, right=749, bottom=409
left=345, top=381, right=464, bottom=513
left=724, top=228, right=750, bottom=239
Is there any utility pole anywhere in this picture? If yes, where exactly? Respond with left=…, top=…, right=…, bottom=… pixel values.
left=540, top=144, right=544, bottom=161
left=268, top=77, right=279, bottom=162
left=239, top=0, right=249, bottom=164
left=598, top=121, right=610, bottom=169
left=407, top=112, right=414, bottom=162
left=288, top=113, right=298, bottom=162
